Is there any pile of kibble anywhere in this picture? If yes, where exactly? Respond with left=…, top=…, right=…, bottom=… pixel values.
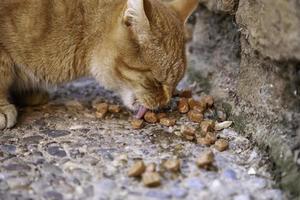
left=93, top=89, right=233, bottom=187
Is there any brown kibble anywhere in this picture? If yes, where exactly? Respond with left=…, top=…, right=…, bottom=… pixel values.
left=205, top=132, right=217, bottom=144
left=144, top=112, right=158, bottom=123
left=202, top=95, right=214, bottom=108
left=215, top=139, right=229, bottom=152
left=94, top=102, right=109, bottom=111
left=181, top=126, right=196, bottom=136
left=94, top=103, right=109, bottom=119
left=196, top=150, right=214, bottom=168
left=188, top=98, right=200, bottom=109
left=181, top=126, right=195, bottom=140
left=142, top=172, right=161, bottom=187
left=131, top=119, right=144, bottom=129
left=179, top=89, right=192, bottom=98
left=108, top=104, right=121, bottom=113
left=178, top=98, right=189, bottom=114
left=200, top=120, right=215, bottom=133
left=160, top=118, right=176, bottom=127
left=163, top=159, right=180, bottom=172
left=157, top=113, right=167, bottom=120
left=146, top=163, right=157, bottom=173
left=197, top=137, right=212, bottom=146
left=128, top=161, right=146, bottom=177
left=188, top=110, right=203, bottom=123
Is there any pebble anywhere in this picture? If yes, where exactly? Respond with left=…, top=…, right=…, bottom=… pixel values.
left=128, top=161, right=146, bottom=177
left=145, top=190, right=172, bottom=199
left=23, top=135, right=44, bottom=144
left=43, top=191, right=64, bottom=200
left=0, top=144, right=16, bottom=155
left=223, top=169, right=237, bottom=180
left=170, top=187, right=188, bottom=198
left=3, top=163, right=31, bottom=171
left=47, top=146, right=67, bottom=157
left=185, top=177, right=205, bottom=190
left=42, top=130, right=70, bottom=138
left=142, top=172, right=161, bottom=187
left=215, top=121, right=233, bottom=131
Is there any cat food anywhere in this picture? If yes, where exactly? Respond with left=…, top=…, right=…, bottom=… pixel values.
left=178, top=98, right=189, bottom=113
left=197, top=137, right=212, bottom=146
left=188, top=110, right=204, bottom=123
left=188, top=98, right=201, bottom=110
left=196, top=150, right=215, bottom=169
left=214, top=121, right=233, bottom=131
left=131, top=119, right=144, bottom=129
left=146, top=163, right=157, bottom=173
left=179, top=89, right=192, bottom=98
left=202, top=95, right=214, bottom=108
left=157, top=113, right=167, bottom=120
left=142, top=172, right=161, bottom=187
left=215, top=139, right=229, bottom=151
left=144, top=111, right=158, bottom=123
left=108, top=104, right=121, bottom=113
left=94, top=103, right=109, bottom=119
left=163, top=159, right=180, bottom=172
left=181, top=126, right=196, bottom=141
left=200, top=120, right=215, bottom=132
left=159, top=118, right=176, bottom=127
left=205, top=132, right=217, bottom=144
left=128, top=161, right=146, bottom=177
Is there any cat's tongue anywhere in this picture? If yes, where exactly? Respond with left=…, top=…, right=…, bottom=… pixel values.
left=135, top=106, right=148, bottom=119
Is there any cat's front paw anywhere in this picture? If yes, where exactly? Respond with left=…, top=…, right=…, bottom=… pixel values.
left=0, top=104, right=17, bottom=130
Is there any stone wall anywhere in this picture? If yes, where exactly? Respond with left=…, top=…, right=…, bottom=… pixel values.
left=188, top=0, right=300, bottom=197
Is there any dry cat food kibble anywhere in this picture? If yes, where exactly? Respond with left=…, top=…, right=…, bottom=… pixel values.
left=131, top=119, right=144, bottom=129
left=163, top=159, right=180, bottom=172
left=197, top=137, right=212, bottom=146
left=159, top=118, right=176, bottom=127
left=188, top=110, right=204, bottom=123
left=94, top=103, right=109, bottom=119
left=188, top=98, right=201, bottom=110
left=178, top=98, right=189, bottom=113
left=157, top=113, right=167, bottom=120
left=142, top=172, right=161, bottom=187
left=215, top=139, right=229, bottom=151
left=181, top=126, right=196, bottom=141
left=196, top=150, right=215, bottom=169
left=108, top=104, right=121, bottom=113
left=200, top=120, right=215, bottom=132
left=144, top=111, right=158, bottom=123
left=128, top=161, right=146, bottom=177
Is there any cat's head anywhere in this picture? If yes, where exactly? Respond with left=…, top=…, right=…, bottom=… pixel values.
left=114, top=0, right=198, bottom=110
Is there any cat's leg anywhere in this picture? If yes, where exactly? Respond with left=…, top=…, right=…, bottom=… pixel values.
left=0, top=49, right=17, bottom=130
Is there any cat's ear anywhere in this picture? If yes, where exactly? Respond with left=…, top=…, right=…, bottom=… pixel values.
left=123, top=0, right=150, bottom=42
left=168, top=0, right=198, bottom=23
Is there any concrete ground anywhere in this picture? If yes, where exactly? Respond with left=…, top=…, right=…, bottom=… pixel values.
left=0, top=78, right=288, bottom=200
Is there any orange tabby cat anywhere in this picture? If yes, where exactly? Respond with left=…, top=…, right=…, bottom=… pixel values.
left=0, top=0, right=198, bottom=129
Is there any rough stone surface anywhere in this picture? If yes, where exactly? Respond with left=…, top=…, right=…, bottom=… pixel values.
left=188, top=3, right=300, bottom=197
left=0, top=79, right=287, bottom=200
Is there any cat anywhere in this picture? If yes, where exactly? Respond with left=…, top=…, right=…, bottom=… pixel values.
left=0, top=0, right=198, bottom=130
